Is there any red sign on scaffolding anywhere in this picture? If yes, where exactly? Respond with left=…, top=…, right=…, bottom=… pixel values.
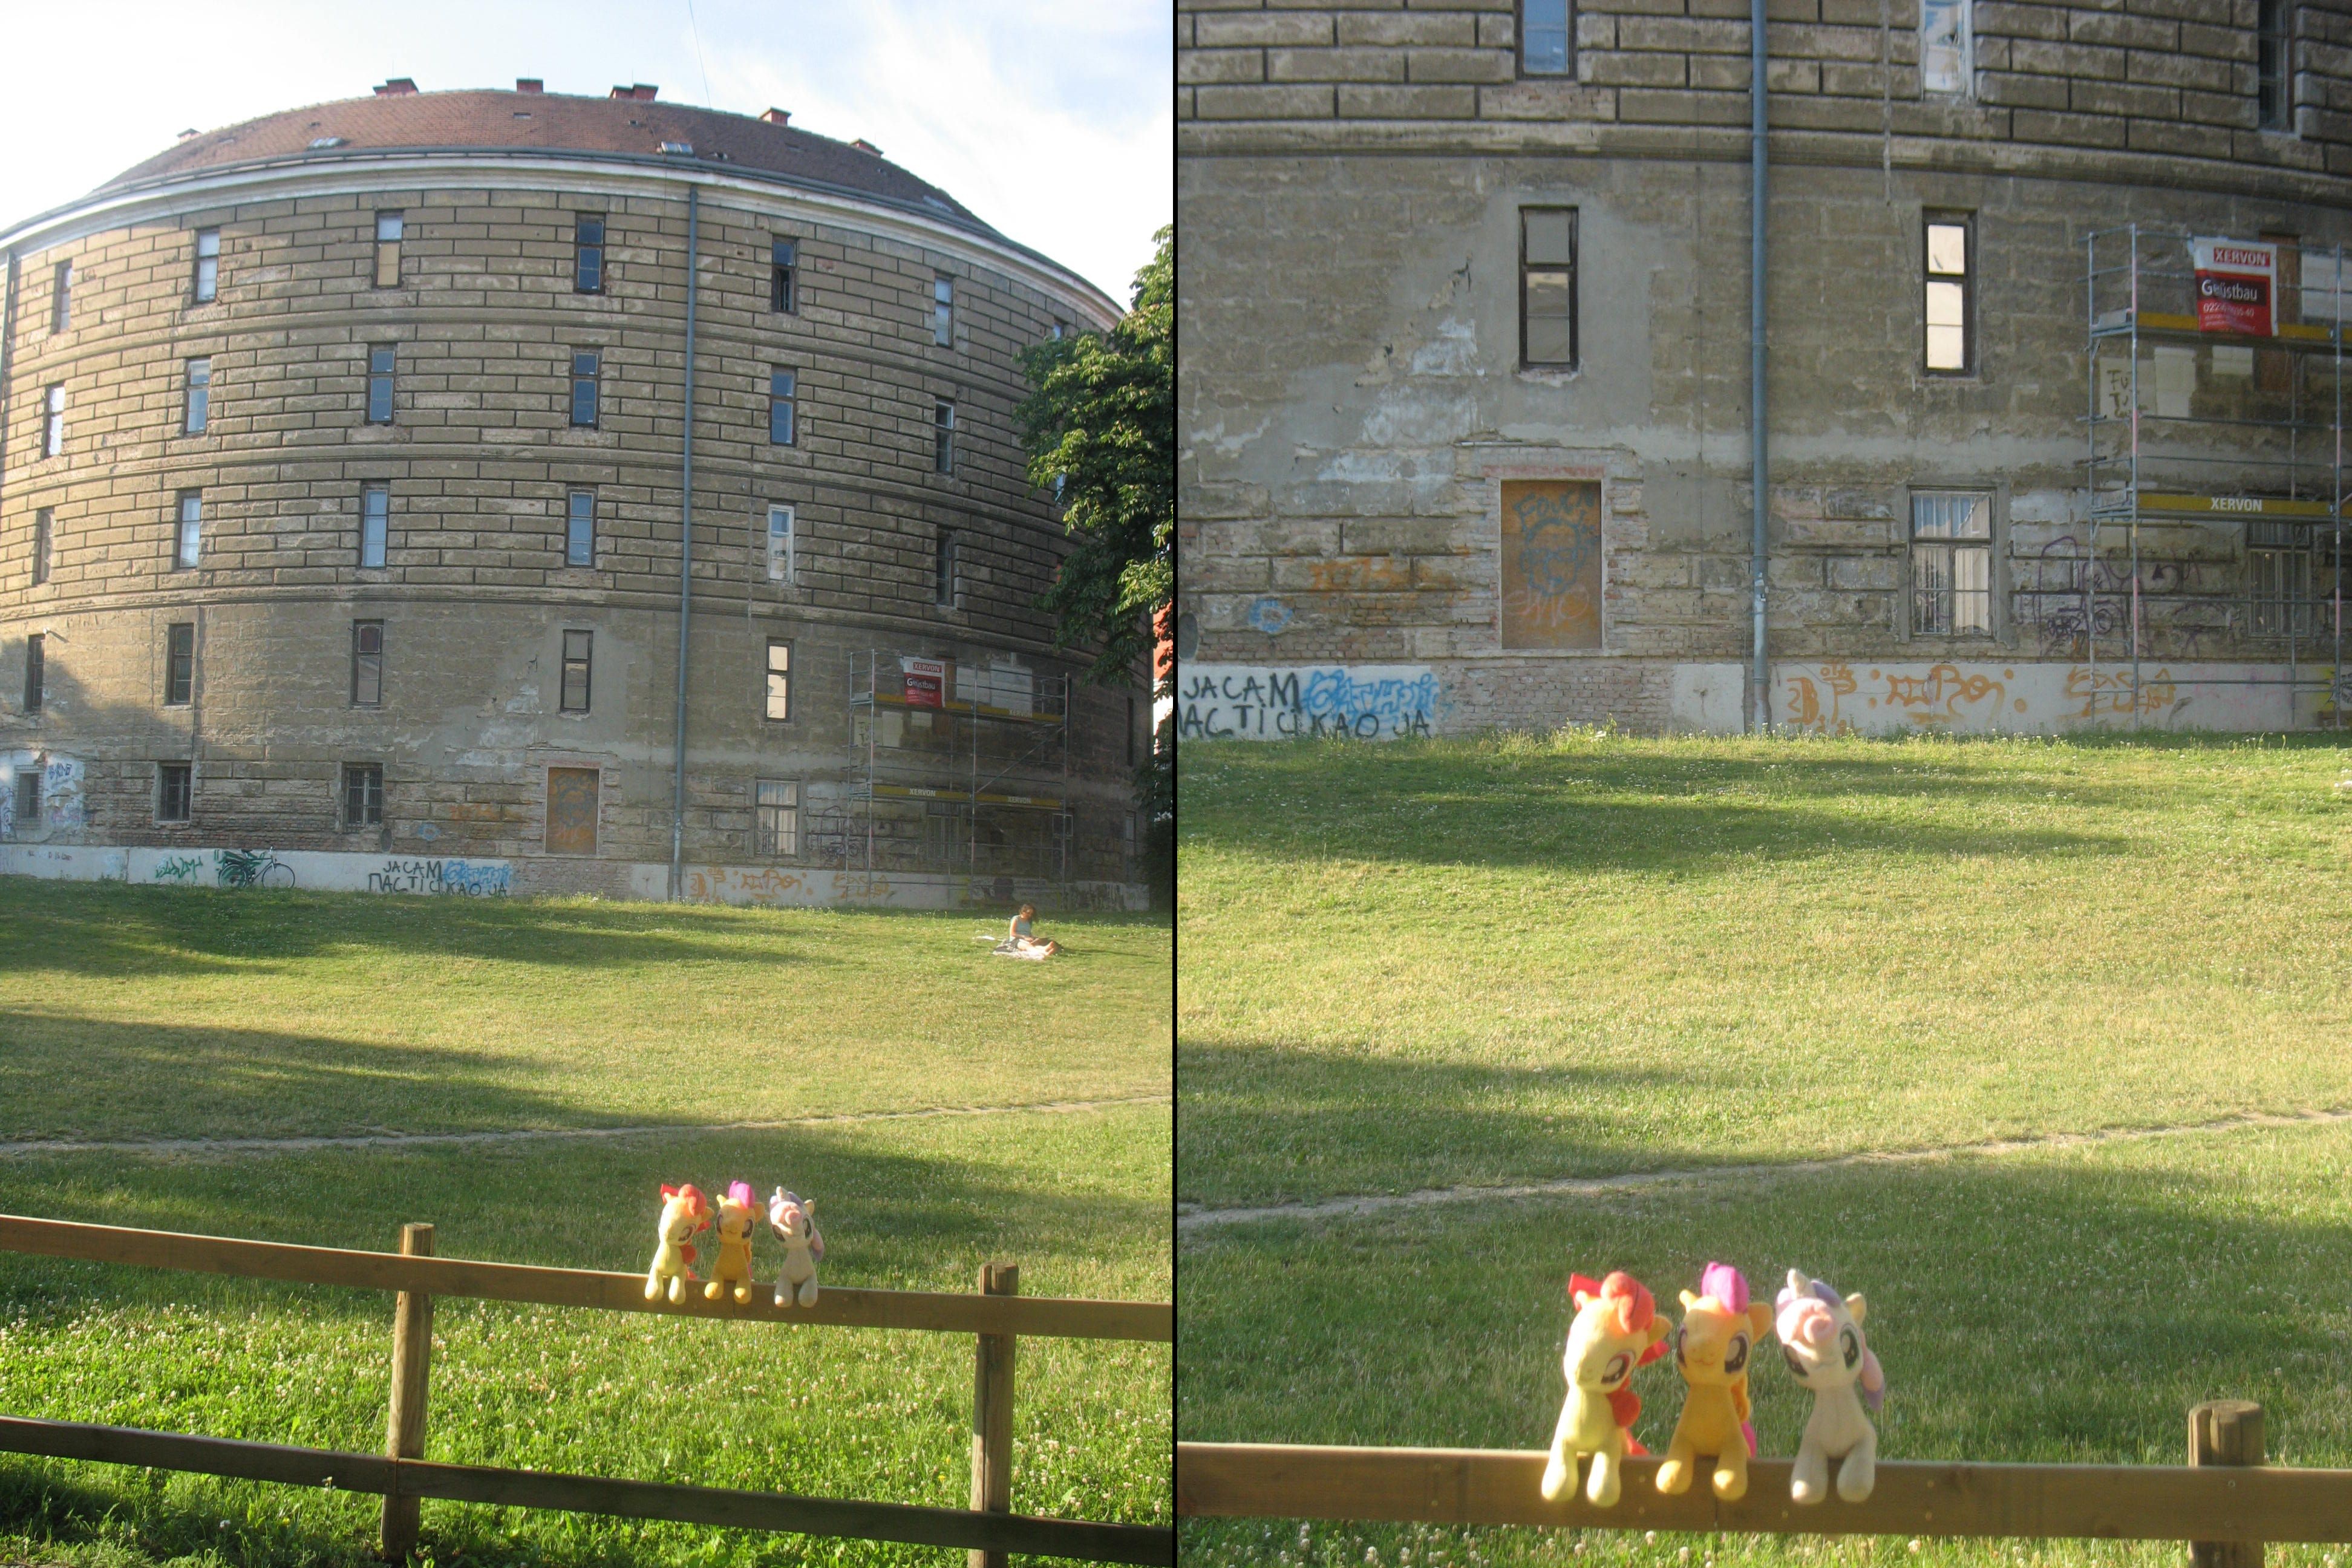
left=901, top=656, right=947, bottom=708
left=2192, top=238, right=2278, bottom=336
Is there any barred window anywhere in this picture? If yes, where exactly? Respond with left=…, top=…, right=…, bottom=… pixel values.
left=157, top=762, right=192, bottom=824
left=192, top=228, right=220, bottom=303
left=186, top=357, right=211, bottom=434
left=344, top=763, right=385, bottom=828
left=2258, top=0, right=2293, bottom=131
left=2247, top=520, right=2337, bottom=636
left=13, top=768, right=37, bottom=830
left=754, top=779, right=799, bottom=857
left=567, top=491, right=596, bottom=567
left=374, top=212, right=403, bottom=287
left=772, top=239, right=797, bottom=313
left=361, top=485, right=389, bottom=569
left=352, top=620, right=384, bottom=707
left=25, top=634, right=44, bottom=714
left=1520, top=209, right=1576, bottom=369
left=766, top=639, right=791, bottom=721
left=1911, top=492, right=1993, bottom=637
left=571, top=350, right=600, bottom=428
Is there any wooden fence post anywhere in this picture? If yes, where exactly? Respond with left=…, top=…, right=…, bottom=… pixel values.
left=2188, top=1398, right=2263, bottom=1568
left=969, top=1261, right=1019, bottom=1568
left=381, top=1224, right=435, bottom=1563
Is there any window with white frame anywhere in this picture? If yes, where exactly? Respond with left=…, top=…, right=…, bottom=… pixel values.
left=174, top=492, right=203, bottom=569
left=754, top=779, right=798, bottom=857
left=765, top=639, right=791, bottom=721
left=1911, top=492, right=1993, bottom=637
left=766, top=504, right=795, bottom=583
left=192, top=228, right=220, bottom=302
left=1924, top=213, right=1974, bottom=375
left=361, top=485, right=390, bottom=568
left=1521, top=0, right=1572, bottom=75
left=1921, top=0, right=1971, bottom=95
left=185, top=358, right=211, bottom=434
left=566, top=490, right=596, bottom=567
left=42, top=387, right=63, bottom=457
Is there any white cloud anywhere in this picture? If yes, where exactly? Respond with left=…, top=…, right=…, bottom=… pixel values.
left=0, top=0, right=1168, bottom=304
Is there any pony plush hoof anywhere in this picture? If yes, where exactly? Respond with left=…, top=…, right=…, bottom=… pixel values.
left=796, top=1279, right=819, bottom=1308
left=731, top=1282, right=751, bottom=1305
left=1653, top=1457, right=1691, bottom=1496
left=1584, top=1457, right=1620, bottom=1508
left=644, top=1278, right=662, bottom=1302
left=1711, top=1464, right=1748, bottom=1502
left=1836, top=1455, right=1876, bottom=1503
left=703, top=1279, right=724, bottom=1301
left=773, top=1285, right=791, bottom=1309
left=1538, top=1454, right=1570, bottom=1503
left=667, top=1275, right=689, bottom=1304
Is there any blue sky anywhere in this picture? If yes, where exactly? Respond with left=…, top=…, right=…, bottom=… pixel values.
left=0, top=0, right=1170, bottom=304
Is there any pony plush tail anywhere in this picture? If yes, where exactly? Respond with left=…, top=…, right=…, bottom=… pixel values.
left=1860, top=1348, right=1885, bottom=1414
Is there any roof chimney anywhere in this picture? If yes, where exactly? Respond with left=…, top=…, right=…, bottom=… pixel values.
left=610, top=83, right=658, bottom=102
left=176, top=128, right=201, bottom=142
left=852, top=139, right=883, bottom=155
left=374, top=78, right=418, bottom=97
left=515, top=77, right=544, bottom=94
left=760, top=108, right=791, bottom=126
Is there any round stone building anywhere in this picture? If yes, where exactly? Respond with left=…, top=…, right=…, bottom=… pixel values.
left=1180, top=0, right=2352, bottom=739
left=0, top=79, right=1146, bottom=905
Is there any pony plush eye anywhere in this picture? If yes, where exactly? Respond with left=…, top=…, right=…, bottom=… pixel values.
left=1723, top=1333, right=1748, bottom=1374
left=1782, top=1342, right=1808, bottom=1378
left=1604, top=1351, right=1631, bottom=1384
left=1841, top=1329, right=1860, bottom=1369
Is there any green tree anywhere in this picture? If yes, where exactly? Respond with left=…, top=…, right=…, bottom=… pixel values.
left=1016, top=224, right=1173, bottom=692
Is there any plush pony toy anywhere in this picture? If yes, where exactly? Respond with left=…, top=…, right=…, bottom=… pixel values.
left=645, top=1183, right=710, bottom=1304
left=1539, top=1270, right=1672, bottom=1508
left=703, top=1181, right=760, bottom=1305
left=768, top=1188, right=825, bottom=1308
left=1774, top=1269, right=1883, bottom=1504
left=1656, top=1262, right=1774, bottom=1503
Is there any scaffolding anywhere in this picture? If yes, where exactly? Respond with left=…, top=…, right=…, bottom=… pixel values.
left=803, top=650, right=1073, bottom=883
left=2082, top=224, right=2348, bottom=727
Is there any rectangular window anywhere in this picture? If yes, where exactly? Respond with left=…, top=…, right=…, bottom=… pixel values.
left=932, top=275, right=954, bottom=346
left=192, top=228, right=220, bottom=302
left=935, top=399, right=956, bottom=474
left=566, top=490, right=596, bottom=567
left=570, top=350, right=600, bottom=427
left=31, top=509, right=51, bottom=586
left=1911, top=491, right=1994, bottom=637
left=185, top=357, right=211, bottom=434
left=560, top=629, right=592, bottom=713
left=352, top=619, right=384, bottom=707
left=546, top=766, right=599, bottom=855
left=2259, top=0, right=2292, bottom=130
left=935, top=531, right=958, bottom=608
left=361, top=485, right=389, bottom=568
left=754, top=779, right=799, bottom=857
left=1521, top=0, right=1572, bottom=75
left=157, top=762, right=192, bottom=824
left=13, top=769, right=37, bottom=829
left=765, top=639, right=792, bottom=721
left=343, top=763, right=385, bottom=829
left=769, top=369, right=797, bottom=445
left=2248, top=520, right=2330, bottom=636
left=1924, top=213, right=1973, bottom=374
left=42, top=386, right=63, bottom=457
left=771, top=239, right=797, bottom=313
left=575, top=215, right=605, bottom=293
left=174, top=492, right=202, bottom=569
left=367, top=344, right=396, bottom=423
left=1921, top=0, right=1971, bottom=95
left=374, top=211, right=403, bottom=287
left=165, top=622, right=195, bottom=706
left=25, top=634, right=44, bottom=714
left=766, top=504, right=795, bottom=583
left=51, top=261, right=70, bottom=335
left=1520, top=208, right=1577, bottom=368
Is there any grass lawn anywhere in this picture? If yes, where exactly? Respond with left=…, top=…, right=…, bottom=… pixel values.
left=0, top=883, right=1171, bottom=1568
left=1177, top=731, right=2352, bottom=1567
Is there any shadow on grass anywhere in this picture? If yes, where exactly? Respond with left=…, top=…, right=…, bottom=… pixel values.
left=1179, top=743, right=2151, bottom=873
left=1176, top=1141, right=2352, bottom=1469
left=1177, top=1042, right=1706, bottom=1208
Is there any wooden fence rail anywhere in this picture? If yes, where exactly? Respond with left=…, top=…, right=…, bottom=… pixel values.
left=0, top=1215, right=1174, bottom=1566
left=1176, top=1436, right=2352, bottom=1546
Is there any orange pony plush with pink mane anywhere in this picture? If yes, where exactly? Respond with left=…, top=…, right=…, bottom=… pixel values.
left=1540, top=1270, right=1672, bottom=1508
left=704, top=1181, right=760, bottom=1305
left=1656, top=1262, right=1774, bottom=1502
left=644, top=1183, right=710, bottom=1305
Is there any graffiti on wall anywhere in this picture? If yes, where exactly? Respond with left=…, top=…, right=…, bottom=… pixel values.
left=152, top=854, right=207, bottom=885
left=685, top=866, right=807, bottom=904
left=367, top=859, right=514, bottom=897
left=1178, top=664, right=1443, bottom=740
left=1777, top=661, right=2204, bottom=735
left=42, top=757, right=84, bottom=831
left=1499, top=480, right=1603, bottom=650
left=216, top=850, right=296, bottom=889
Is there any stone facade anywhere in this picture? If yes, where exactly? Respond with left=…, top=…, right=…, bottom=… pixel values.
left=1179, top=0, right=2352, bottom=737
left=1, top=95, right=1149, bottom=903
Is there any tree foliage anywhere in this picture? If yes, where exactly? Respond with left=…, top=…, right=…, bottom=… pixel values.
left=1016, top=225, right=1173, bottom=691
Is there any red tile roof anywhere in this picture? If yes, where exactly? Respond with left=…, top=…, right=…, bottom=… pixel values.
left=98, top=88, right=988, bottom=231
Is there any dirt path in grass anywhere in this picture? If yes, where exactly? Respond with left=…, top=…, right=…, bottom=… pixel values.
left=1176, top=1104, right=2352, bottom=1232
left=0, top=1094, right=1171, bottom=1160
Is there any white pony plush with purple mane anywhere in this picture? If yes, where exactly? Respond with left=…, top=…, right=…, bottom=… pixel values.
left=1773, top=1269, right=1883, bottom=1504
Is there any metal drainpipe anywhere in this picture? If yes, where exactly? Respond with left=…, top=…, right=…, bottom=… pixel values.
left=1749, top=0, right=1771, bottom=733
left=668, top=185, right=699, bottom=901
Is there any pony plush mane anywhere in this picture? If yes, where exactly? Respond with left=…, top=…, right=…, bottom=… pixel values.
left=1569, top=1270, right=1669, bottom=1364
left=1699, top=1261, right=1748, bottom=1314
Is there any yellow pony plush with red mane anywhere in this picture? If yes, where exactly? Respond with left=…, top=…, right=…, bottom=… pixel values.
left=1539, top=1270, right=1672, bottom=1508
left=644, top=1183, right=710, bottom=1304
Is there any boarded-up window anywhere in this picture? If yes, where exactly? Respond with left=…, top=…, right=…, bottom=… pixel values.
left=546, top=767, right=599, bottom=855
left=1499, top=479, right=1603, bottom=649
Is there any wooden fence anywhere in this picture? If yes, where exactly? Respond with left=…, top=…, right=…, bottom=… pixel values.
left=1178, top=1405, right=2352, bottom=1559
left=0, top=1214, right=1174, bottom=1567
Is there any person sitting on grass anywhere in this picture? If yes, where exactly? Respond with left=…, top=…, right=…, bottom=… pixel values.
left=1008, top=904, right=1061, bottom=956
